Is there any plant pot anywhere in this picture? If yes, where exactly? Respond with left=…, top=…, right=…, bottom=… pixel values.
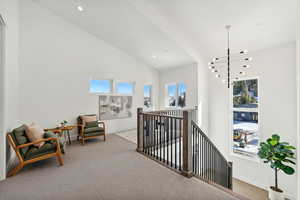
left=268, top=186, right=283, bottom=200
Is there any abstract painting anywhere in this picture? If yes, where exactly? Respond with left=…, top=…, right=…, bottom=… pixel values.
left=99, top=95, right=133, bottom=120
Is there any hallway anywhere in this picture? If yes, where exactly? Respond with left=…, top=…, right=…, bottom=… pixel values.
left=0, top=134, right=242, bottom=200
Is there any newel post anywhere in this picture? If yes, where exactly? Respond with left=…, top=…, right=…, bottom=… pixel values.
left=136, top=108, right=143, bottom=152
left=228, top=162, right=233, bottom=190
left=182, top=110, right=193, bottom=177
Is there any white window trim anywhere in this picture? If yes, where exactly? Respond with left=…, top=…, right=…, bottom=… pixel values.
left=165, top=82, right=186, bottom=109
left=89, top=78, right=113, bottom=95
left=229, top=77, right=260, bottom=162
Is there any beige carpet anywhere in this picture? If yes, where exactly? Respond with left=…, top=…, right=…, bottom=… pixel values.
left=0, top=134, right=242, bottom=200
left=117, top=130, right=268, bottom=200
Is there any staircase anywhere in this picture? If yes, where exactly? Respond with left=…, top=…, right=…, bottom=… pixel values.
left=136, top=108, right=232, bottom=190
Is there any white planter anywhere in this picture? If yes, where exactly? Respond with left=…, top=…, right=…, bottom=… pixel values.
left=268, top=187, right=283, bottom=200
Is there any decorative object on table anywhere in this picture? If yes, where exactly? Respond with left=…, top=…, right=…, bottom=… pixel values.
left=6, top=124, right=64, bottom=177
left=60, top=120, right=68, bottom=127
left=44, top=125, right=76, bottom=145
left=77, top=114, right=106, bottom=145
left=99, top=95, right=132, bottom=120
left=208, top=25, right=253, bottom=88
left=257, top=134, right=296, bottom=200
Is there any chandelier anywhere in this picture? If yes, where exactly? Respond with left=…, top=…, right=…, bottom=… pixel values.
left=208, top=25, right=252, bottom=88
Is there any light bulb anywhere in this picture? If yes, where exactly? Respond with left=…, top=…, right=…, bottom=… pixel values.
left=212, top=69, right=218, bottom=73
left=77, top=5, right=84, bottom=11
left=239, top=71, right=246, bottom=75
left=242, top=64, right=250, bottom=68
left=240, top=50, right=249, bottom=54
left=216, top=74, right=221, bottom=78
left=245, top=57, right=252, bottom=61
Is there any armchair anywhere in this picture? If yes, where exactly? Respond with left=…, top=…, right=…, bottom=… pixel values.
left=77, top=114, right=106, bottom=145
left=7, top=125, right=64, bottom=177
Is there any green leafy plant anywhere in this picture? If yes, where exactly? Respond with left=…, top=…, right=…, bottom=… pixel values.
left=258, top=134, right=296, bottom=192
left=60, top=120, right=68, bottom=127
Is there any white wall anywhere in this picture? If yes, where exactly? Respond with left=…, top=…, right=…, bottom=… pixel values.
left=0, top=0, right=19, bottom=181
left=18, top=1, right=159, bottom=136
left=158, top=63, right=198, bottom=109
left=208, top=43, right=297, bottom=199
left=297, top=5, right=300, bottom=199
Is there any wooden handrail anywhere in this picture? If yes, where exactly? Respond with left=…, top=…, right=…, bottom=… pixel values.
left=191, top=120, right=229, bottom=166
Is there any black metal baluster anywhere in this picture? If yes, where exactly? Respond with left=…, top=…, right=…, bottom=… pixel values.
left=175, top=119, right=177, bottom=169
left=170, top=117, right=173, bottom=167
left=166, top=117, right=169, bottom=165
left=163, top=117, right=166, bottom=163
left=159, top=116, right=162, bottom=161
left=197, top=129, right=200, bottom=175
left=179, top=119, right=182, bottom=170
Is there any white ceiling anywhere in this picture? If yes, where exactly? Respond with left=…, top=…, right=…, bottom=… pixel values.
left=33, top=0, right=195, bottom=69
left=33, top=0, right=297, bottom=68
left=142, top=0, right=298, bottom=59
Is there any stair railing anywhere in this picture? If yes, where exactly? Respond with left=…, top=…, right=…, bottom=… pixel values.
left=136, top=107, right=232, bottom=189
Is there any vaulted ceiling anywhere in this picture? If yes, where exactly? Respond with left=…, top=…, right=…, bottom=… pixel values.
left=34, top=0, right=298, bottom=69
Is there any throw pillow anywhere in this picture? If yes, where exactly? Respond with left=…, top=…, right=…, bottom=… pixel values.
left=25, top=123, right=45, bottom=148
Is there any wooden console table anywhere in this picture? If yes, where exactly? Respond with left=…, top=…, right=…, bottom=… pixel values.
left=44, top=125, right=77, bottom=145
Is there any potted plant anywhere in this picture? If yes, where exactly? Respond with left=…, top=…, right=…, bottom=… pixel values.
left=258, top=134, right=296, bottom=200
left=59, top=120, right=68, bottom=128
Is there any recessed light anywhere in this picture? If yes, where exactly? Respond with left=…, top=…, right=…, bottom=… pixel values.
left=77, top=5, right=83, bottom=12
left=152, top=55, right=157, bottom=59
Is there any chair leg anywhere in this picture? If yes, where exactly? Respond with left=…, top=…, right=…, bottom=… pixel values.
left=7, top=163, right=24, bottom=177
left=56, top=152, right=64, bottom=166
left=81, top=138, right=85, bottom=145
left=104, top=134, right=106, bottom=141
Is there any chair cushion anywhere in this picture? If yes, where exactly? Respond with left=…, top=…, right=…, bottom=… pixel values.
left=85, top=121, right=100, bottom=128
left=44, top=131, right=58, bottom=139
left=25, top=123, right=45, bottom=148
left=11, top=125, right=30, bottom=156
left=85, top=132, right=104, bottom=137
left=84, top=127, right=104, bottom=134
left=43, top=132, right=65, bottom=153
left=80, top=115, right=97, bottom=125
left=24, top=142, right=56, bottom=160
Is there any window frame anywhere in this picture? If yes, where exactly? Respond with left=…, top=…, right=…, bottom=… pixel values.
left=229, top=77, right=260, bottom=161
left=165, top=82, right=186, bottom=108
left=115, top=81, right=135, bottom=96
left=89, top=79, right=113, bottom=94
left=143, top=84, right=153, bottom=110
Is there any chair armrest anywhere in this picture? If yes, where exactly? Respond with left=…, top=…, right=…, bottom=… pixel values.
left=16, top=137, right=58, bottom=149
left=77, top=124, right=85, bottom=137
left=97, top=121, right=105, bottom=129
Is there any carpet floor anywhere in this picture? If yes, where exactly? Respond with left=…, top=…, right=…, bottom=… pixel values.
left=0, top=134, right=241, bottom=200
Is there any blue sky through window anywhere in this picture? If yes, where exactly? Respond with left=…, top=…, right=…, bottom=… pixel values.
left=168, top=84, right=177, bottom=97
left=117, top=82, right=134, bottom=94
left=90, top=80, right=111, bottom=93
left=144, top=85, right=151, bottom=97
left=178, top=83, right=186, bottom=95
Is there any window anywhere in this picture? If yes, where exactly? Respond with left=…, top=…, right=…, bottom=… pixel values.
left=167, top=84, right=177, bottom=107
left=116, top=82, right=134, bottom=95
left=232, top=78, right=259, bottom=157
left=144, top=85, right=152, bottom=108
left=89, top=80, right=112, bottom=93
left=178, top=83, right=186, bottom=108
left=165, top=83, right=186, bottom=108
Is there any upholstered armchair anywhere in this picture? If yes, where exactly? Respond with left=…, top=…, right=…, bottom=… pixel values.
left=77, top=114, right=106, bottom=145
left=7, top=125, right=64, bottom=177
